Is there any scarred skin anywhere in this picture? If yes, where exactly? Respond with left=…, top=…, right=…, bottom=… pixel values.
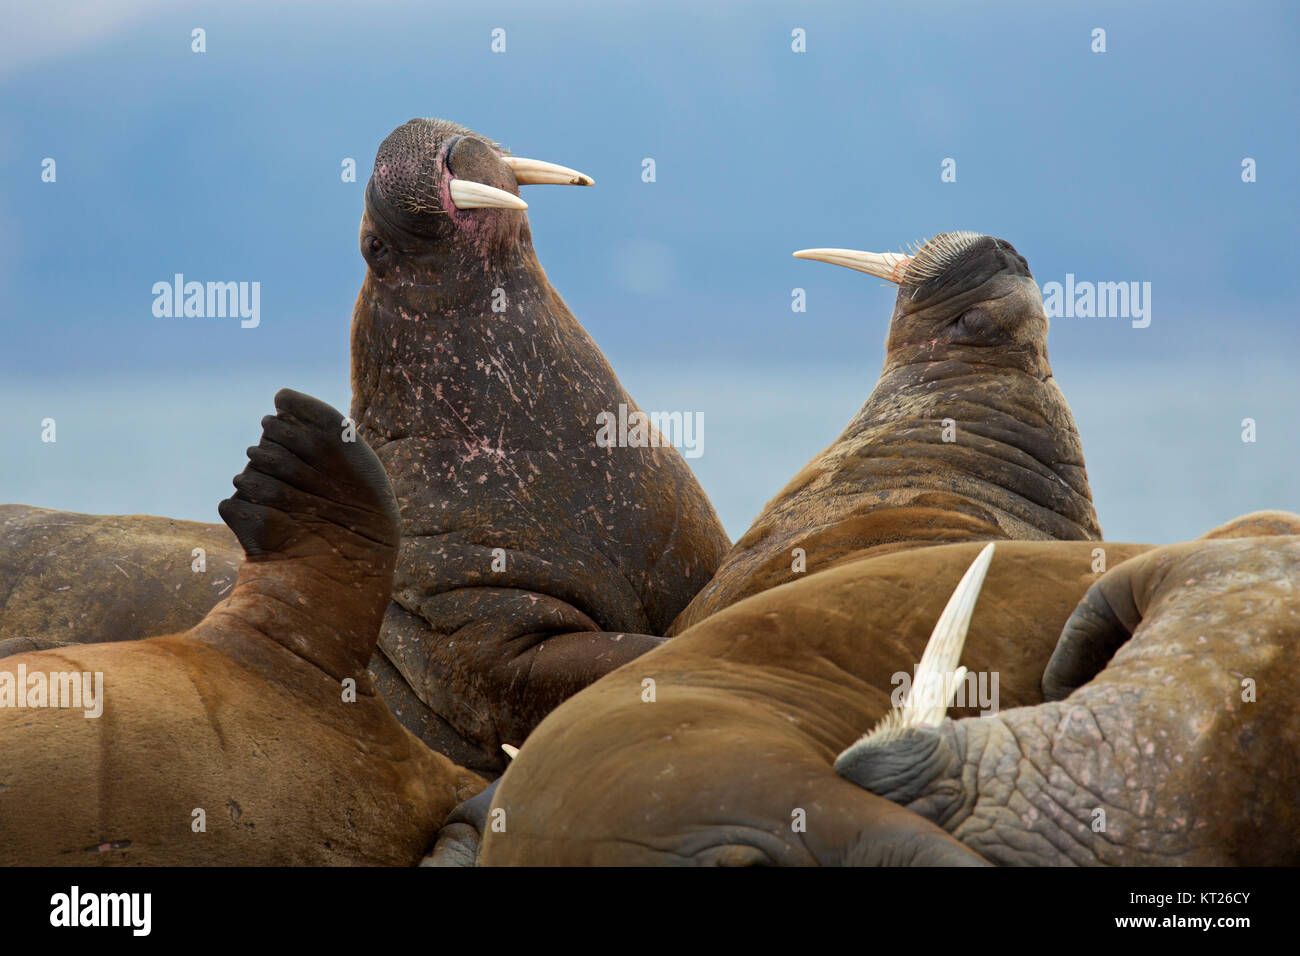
left=0, top=390, right=484, bottom=865
left=0, top=506, right=240, bottom=654
left=1, top=120, right=729, bottom=777
left=836, top=519, right=1300, bottom=865
left=477, top=538, right=1154, bottom=865
left=352, top=119, right=730, bottom=772
left=671, top=236, right=1101, bottom=633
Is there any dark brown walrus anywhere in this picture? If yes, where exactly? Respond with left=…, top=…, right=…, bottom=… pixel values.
left=836, top=526, right=1300, bottom=864
left=1, top=119, right=730, bottom=777
left=352, top=118, right=730, bottom=771
left=671, top=233, right=1101, bottom=632
left=0, top=389, right=484, bottom=865
left=472, top=514, right=1298, bottom=865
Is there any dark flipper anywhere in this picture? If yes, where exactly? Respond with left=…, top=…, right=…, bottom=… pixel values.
left=211, top=388, right=401, bottom=680
left=421, top=778, right=502, bottom=867
left=218, top=388, right=399, bottom=560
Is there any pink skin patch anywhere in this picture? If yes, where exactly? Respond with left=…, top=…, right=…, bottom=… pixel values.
left=436, top=141, right=522, bottom=257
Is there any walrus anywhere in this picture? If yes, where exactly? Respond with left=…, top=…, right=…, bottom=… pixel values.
left=835, top=526, right=1300, bottom=864
left=0, top=506, right=458, bottom=764
left=352, top=118, right=731, bottom=771
left=1, top=119, right=730, bottom=776
left=670, top=233, right=1101, bottom=632
left=0, top=389, right=484, bottom=865
left=0, top=506, right=241, bottom=655
left=472, top=536, right=1159, bottom=865
left=468, top=514, right=1298, bottom=865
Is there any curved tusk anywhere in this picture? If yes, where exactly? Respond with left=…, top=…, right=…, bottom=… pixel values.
left=502, top=156, right=594, bottom=187
left=501, top=744, right=520, bottom=760
left=449, top=179, right=528, bottom=211
left=849, top=543, right=996, bottom=748
left=792, top=248, right=911, bottom=284
left=904, top=542, right=995, bottom=727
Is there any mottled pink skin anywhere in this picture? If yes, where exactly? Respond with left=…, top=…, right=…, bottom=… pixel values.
left=352, top=119, right=730, bottom=774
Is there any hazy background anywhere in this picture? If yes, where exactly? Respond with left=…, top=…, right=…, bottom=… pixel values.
left=2, top=0, right=1296, bottom=544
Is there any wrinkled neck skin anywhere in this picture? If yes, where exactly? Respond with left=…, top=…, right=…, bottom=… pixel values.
left=671, top=278, right=1100, bottom=631
left=833, top=275, right=1098, bottom=546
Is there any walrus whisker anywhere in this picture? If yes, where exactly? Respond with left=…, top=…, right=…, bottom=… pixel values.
left=502, top=156, right=595, bottom=186
left=899, top=230, right=985, bottom=287
left=448, top=178, right=528, bottom=211
left=849, top=543, right=995, bottom=748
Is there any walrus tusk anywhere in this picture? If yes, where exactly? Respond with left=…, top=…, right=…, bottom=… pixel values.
left=501, top=744, right=520, bottom=760
left=448, top=178, right=528, bottom=211
left=853, top=543, right=995, bottom=746
left=905, top=542, right=995, bottom=726
left=502, top=156, right=595, bottom=186
left=792, top=248, right=911, bottom=284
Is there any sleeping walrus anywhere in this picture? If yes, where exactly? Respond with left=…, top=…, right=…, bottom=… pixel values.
left=672, top=233, right=1101, bottom=632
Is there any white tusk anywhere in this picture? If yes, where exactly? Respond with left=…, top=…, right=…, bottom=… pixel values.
left=448, top=179, right=528, bottom=211
left=792, top=248, right=911, bottom=284
left=902, top=542, right=995, bottom=728
left=847, top=543, right=996, bottom=749
left=502, top=156, right=594, bottom=187
left=501, top=744, right=520, bottom=760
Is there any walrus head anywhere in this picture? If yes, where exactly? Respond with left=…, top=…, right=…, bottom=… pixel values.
left=360, top=117, right=591, bottom=272
left=797, top=232, right=1050, bottom=374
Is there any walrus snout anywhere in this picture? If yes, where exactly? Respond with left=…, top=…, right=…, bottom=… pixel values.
left=366, top=118, right=595, bottom=242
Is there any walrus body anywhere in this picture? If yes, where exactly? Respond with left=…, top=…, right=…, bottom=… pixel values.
left=673, top=234, right=1100, bottom=632
left=2, top=120, right=730, bottom=777
left=836, top=525, right=1300, bottom=865
left=0, top=506, right=240, bottom=656
left=0, top=390, right=484, bottom=865
left=478, top=539, right=1153, bottom=865
left=353, top=119, right=729, bottom=770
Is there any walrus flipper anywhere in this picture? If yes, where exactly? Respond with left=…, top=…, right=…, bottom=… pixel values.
left=218, top=387, right=399, bottom=561
left=0, top=389, right=485, bottom=865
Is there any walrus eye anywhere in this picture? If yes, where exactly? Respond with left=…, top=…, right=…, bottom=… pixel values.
left=361, top=234, right=391, bottom=277
left=955, top=308, right=989, bottom=335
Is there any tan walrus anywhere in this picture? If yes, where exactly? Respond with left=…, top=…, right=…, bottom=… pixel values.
left=836, top=523, right=1300, bottom=864
left=0, top=389, right=484, bottom=865
left=473, top=538, right=1149, bottom=865
left=472, top=514, right=1299, bottom=865
left=671, top=233, right=1101, bottom=632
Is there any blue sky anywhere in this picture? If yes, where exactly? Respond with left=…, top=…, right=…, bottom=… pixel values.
left=2, top=0, right=1297, bottom=543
